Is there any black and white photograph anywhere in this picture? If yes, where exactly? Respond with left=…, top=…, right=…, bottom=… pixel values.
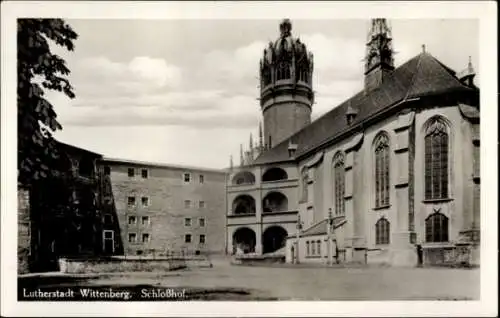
left=1, top=1, right=497, bottom=316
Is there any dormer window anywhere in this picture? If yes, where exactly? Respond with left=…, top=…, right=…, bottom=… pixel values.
left=288, top=141, right=298, bottom=157
left=346, top=104, right=358, bottom=125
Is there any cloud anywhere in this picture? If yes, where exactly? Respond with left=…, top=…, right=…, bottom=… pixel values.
left=60, top=33, right=370, bottom=131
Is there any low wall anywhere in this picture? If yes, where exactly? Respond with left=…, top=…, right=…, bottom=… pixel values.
left=423, top=244, right=479, bottom=267
left=232, top=253, right=285, bottom=265
left=58, top=257, right=191, bottom=274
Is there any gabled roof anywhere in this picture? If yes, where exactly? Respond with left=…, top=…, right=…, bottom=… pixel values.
left=287, top=216, right=346, bottom=238
left=254, top=52, right=478, bottom=165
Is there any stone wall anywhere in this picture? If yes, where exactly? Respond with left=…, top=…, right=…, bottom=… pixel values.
left=423, top=245, right=478, bottom=267
left=18, top=188, right=31, bottom=274
left=58, top=257, right=196, bottom=273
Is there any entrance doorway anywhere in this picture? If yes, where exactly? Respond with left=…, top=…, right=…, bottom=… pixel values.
left=103, top=230, right=115, bottom=254
left=263, top=226, right=288, bottom=254
left=232, top=227, right=256, bottom=254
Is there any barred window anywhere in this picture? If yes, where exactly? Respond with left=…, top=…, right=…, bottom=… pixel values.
left=333, top=152, right=345, bottom=216
left=375, top=218, right=390, bottom=245
left=374, top=133, right=390, bottom=207
left=425, top=118, right=449, bottom=200
left=425, top=212, right=449, bottom=242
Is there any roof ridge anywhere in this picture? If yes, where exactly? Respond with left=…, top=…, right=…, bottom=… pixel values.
left=403, top=52, right=425, bottom=101
left=427, top=53, right=474, bottom=89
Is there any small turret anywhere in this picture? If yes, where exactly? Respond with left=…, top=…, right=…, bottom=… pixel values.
left=457, top=56, right=476, bottom=87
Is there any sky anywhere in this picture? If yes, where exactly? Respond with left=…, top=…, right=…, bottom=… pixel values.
left=46, top=18, right=479, bottom=169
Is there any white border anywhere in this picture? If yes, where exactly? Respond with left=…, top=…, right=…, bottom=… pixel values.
left=1, top=1, right=497, bottom=317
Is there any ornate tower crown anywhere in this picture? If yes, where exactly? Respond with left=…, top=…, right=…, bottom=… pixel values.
left=258, top=19, right=314, bottom=149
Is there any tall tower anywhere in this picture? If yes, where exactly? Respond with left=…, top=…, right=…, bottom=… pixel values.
left=259, top=19, right=314, bottom=149
left=364, top=18, right=395, bottom=92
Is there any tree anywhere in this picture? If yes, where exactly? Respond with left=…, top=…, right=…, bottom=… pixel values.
left=17, top=19, right=78, bottom=187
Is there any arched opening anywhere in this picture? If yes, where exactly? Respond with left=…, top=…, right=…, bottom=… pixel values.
left=425, top=212, right=449, bottom=243
left=232, top=171, right=256, bottom=185
left=263, top=226, right=288, bottom=254
left=262, top=192, right=288, bottom=213
left=262, top=167, right=288, bottom=182
left=232, top=195, right=256, bottom=215
left=232, top=227, right=256, bottom=254
left=79, top=157, right=94, bottom=178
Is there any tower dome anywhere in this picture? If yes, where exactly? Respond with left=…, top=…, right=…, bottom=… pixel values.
left=259, top=19, right=314, bottom=149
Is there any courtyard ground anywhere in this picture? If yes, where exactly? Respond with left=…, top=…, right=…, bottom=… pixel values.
left=19, top=256, right=480, bottom=300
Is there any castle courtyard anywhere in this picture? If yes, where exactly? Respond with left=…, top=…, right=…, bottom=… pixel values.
left=21, top=259, right=480, bottom=301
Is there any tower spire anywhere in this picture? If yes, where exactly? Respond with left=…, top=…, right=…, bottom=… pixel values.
left=239, top=144, right=244, bottom=167
left=230, top=155, right=234, bottom=171
left=364, top=18, right=394, bottom=92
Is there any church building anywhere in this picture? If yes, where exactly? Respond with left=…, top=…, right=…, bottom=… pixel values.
left=226, top=19, right=480, bottom=267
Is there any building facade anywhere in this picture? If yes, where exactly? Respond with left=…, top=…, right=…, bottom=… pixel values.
left=18, top=141, right=103, bottom=273
left=98, top=158, right=227, bottom=256
left=226, top=19, right=480, bottom=267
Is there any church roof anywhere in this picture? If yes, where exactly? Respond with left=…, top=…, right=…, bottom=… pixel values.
left=254, top=52, right=478, bottom=165
left=287, top=217, right=347, bottom=238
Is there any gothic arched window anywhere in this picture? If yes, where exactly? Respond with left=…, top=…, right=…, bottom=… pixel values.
left=333, top=152, right=345, bottom=216
left=424, top=117, right=449, bottom=200
left=374, top=133, right=390, bottom=208
left=425, top=212, right=449, bottom=242
left=375, top=218, right=390, bottom=245
left=276, top=61, right=291, bottom=80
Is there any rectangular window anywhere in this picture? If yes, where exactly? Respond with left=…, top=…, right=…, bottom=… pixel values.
left=311, top=241, right=316, bottom=255
left=183, top=173, right=191, bottom=183
left=104, top=166, right=111, bottom=175
left=185, top=234, right=192, bottom=243
left=199, top=200, right=205, bottom=208
left=103, top=230, right=114, bottom=239
left=128, top=196, right=136, bottom=206
left=141, top=197, right=149, bottom=207
left=128, top=168, right=135, bottom=177
left=142, top=233, right=150, bottom=243
left=184, top=200, right=191, bottom=208
left=199, top=234, right=206, bottom=244
left=199, top=175, right=204, bottom=184
left=128, top=233, right=137, bottom=243
left=306, top=241, right=310, bottom=256
left=128, top=216, right=137, bottom=225
left=199, top=218, right=205, bottom=227
left=185, top=217, right=192, bottom=227
left=142, top=216, right=149, bottom=225
left=141, top=169, right=148, bottom=179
